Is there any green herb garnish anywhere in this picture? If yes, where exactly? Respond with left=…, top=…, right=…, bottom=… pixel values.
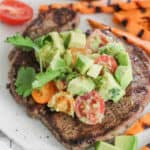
left=15, top=67, right=36, bottom=97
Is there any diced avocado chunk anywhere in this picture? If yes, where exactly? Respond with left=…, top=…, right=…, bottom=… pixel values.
left=87, top=64, right=103, bottom=78
left=74, top=28, right=83, bottom=33
left=98, top=71, right=125, bottom=102
left=90, top=35, right=101, bottom=51
left=100, top=42, right=125, bottom=56
left=116, top=52, right=131, bottom=66
left=75, top=54, right=93, bottom=74
left=36, top=43, right=53, bottom=68
left=88, top=53, right=100, bottom=60
left=48, top=32, right=65, bottom=53
left=68, top=31, right=86, bottom=49
left=115, top=136, right=138, bottom=150
left=50, top=51, right=66, bottom=71
left=60, top=31, right=70, bottom=48
left=95, top=141, right=121, bottom=150
left=115, top=66, right=133, bottom=89
left=64, top=51, right=73, bottom=66
left=67, top=77, right=95, bottom=96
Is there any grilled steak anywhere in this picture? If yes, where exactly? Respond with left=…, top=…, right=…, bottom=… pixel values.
left=8, top=8, right=150, bottom=150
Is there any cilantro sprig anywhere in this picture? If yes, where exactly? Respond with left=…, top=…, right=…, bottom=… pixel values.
left=32, top=69, right=61, bottom=89
left=6, top=33, right=39, bottom=51
left=15, top=67, right=36, bottom=97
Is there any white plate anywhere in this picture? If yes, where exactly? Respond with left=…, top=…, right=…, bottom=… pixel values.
left=0, top=0, right=150, bottom=150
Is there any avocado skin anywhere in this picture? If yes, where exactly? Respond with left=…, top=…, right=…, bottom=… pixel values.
left=95, top=141, right=121, bottom=150
left=115, top=135, right=138, bottom=150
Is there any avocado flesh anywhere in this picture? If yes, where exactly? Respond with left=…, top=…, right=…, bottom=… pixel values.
left=67, top=77, right=95, bottom=96
left=100, top=42, right=133, bottom=90
left=95, top=142, right=121, bottom=150
left=115, top=52, right=133, bottom=89
left=64, top=51, right=73, bottom=66
left=87, top=64, right=103, bottom=78
left=75, top=54, right=93, bottom=75
left=68, top=31, right=86, bottom=49
left=60, top=31, right=71, bottom=48
left=115, top=136, right=138, bottom=150
left=98, top=71, right=125, bottom=102
left=36, top=43, right=53, bottom=68
left=90, top=35, right=101, bottom=51
left=116, top=52, right=131, bottom=66
left=48, top=32, right=65, bottom=54
left=115, top=66, right=133, bottom=89
left=50, top=51, right=66, bottom=71
left=100, top=42, right=125, bottom=56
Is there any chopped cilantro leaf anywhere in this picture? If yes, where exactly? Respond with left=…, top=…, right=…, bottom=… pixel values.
left=6, top=33, right=39, bottom=51
left=15, top=67, right=36, bottom=97
left=109, top=88, right=121, bottom=99
left=65, top=71, right=79, bottom=83
left=32, top=69, right=61, bottom=89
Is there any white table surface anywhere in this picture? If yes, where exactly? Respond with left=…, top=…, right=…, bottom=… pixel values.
left=0, top=131, right=24, bottom=150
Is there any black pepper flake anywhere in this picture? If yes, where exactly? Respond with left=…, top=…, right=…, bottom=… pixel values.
left=147, top=143, right=150, bottom=148
left=127, top=0, right=131, bottom=2
left=140, top=7, right=147, bottom=13
left=113, top=4, right=121, bottom=12
left=46, top=136, right=49, bottom=139
left=137, top=29, right=144, bottom=38
left=72, top=23, right=76, bottom=28
left=95, top=7, right=101, bottom=13
left=122, top=35, right=127, bottom=41
left=6, top=83, right=10, bottom=89
left=121, top=19, right=128, bottom=27
left=143, top=124, right=150, bottom=129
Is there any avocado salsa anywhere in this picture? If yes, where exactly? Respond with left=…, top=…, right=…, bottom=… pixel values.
left=6, top=29, right=133, bottom=125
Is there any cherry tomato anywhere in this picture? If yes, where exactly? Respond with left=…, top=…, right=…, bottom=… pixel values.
left=86, top=30, right=108, bottom=53
left=32, top=82, right=57, bottom=104
left=48, top=92, right=75, bottom=116
left=75, top=91, right=105, bottom=125
left=95, top=54, right=118, bottom=73
left=0, top=0, right=33, bottom=25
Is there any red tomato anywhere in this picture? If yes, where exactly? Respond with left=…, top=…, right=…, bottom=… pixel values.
left=95, top=54, right=118, bottom=73
left=75, top=91, right=105, bottom=125
left=0, top=0, right=33, bottom=25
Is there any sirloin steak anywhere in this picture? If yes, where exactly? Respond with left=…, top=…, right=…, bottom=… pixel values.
left=8, top=7, right=150, bottom=150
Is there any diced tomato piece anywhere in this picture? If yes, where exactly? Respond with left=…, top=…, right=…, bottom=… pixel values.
left=95, top=54, right=118, bottom=73
left=75, top=91, right=105, bottom=125
left=0, top=0, right=33, bottom=25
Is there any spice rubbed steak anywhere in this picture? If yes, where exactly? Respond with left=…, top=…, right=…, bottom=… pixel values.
left=8, top=8, right=150, bottom=150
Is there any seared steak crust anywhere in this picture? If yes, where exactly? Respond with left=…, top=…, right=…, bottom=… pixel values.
left=8, top=8, right=150, bottom=150
left=23, top=8, right=80, bottom=39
